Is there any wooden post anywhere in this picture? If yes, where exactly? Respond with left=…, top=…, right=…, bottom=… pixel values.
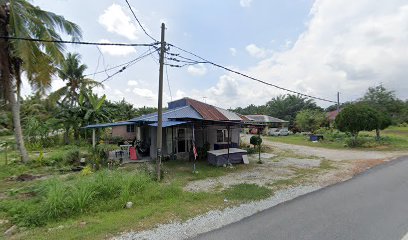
left=156, top=23, right=166, bottom=181
left=92, top=128, right=96, bottom=148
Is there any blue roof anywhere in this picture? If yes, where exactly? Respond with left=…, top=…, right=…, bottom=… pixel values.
left=84, top=121, right=134, bottom=129
left=129, top=105, right=202, bottom=122
left=148, top=121, right=188, bottom=128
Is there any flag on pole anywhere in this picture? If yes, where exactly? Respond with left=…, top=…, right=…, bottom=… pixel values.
left=192, top=124, right=198, bottom=160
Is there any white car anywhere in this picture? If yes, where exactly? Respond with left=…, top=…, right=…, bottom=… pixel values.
left=269, top=129, right=289, bottom=136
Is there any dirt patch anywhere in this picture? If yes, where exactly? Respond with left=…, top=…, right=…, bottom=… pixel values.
left=15, top=174, right=41, bottom=182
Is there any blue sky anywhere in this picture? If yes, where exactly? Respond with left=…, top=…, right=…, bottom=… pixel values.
left=23, top=0, right=408, bottom=108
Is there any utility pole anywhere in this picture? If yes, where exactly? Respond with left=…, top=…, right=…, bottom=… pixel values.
left=156, top=23, right=166, bottom=181
left=337, top=92, right=340, bottom=113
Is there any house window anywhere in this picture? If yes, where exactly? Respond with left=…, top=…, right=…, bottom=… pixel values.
left=126, top=125, right=135, bottom=133
left=216, top=129, right=229, bottom=143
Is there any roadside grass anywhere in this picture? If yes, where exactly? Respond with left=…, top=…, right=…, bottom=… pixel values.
left=224, top=183, right=271, bottom=201
left=266, top=126, right=408, bottom=151
left=160, top=159, right=253, bottom=185
left=266, top=135, right=346, bottom=150
left=270, top=160, right=335, bottom=190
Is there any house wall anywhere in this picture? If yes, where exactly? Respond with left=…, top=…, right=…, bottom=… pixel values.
left=111, top=125, right=137, bottom=140
left=147, top=124, right=241, bottom=160
left=203, top=125, right=240, bottom=150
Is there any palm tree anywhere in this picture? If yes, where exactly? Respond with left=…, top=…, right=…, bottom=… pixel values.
left=50, top=53, right=102, bottom=106
left=0, top=0, right=81, bottom=162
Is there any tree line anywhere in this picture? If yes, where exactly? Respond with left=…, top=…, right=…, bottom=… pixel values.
left=234, top=85, right=408, bottom=131
left=0, top=0, right=158, bottom=162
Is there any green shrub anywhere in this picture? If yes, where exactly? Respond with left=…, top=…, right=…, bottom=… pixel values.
left=63, top=149, right=80, bottom=165
left=344, top=137, right=367, bottom=148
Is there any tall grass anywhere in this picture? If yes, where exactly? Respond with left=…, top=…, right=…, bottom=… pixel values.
left=0, top=170, right=169, bottom=227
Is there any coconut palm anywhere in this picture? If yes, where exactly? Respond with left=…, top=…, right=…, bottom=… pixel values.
left=0, top=0, right=82, bottom=162
left=50, top=53, right=102, bottom=106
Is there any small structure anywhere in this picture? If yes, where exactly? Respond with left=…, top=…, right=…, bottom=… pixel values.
left=207, top=148, right=248, bottom=166
left=85, top=98, right=248, bottom=163
left=327, top=109, right=341, bottom=127
left=245, top=115, right=288, bottom=135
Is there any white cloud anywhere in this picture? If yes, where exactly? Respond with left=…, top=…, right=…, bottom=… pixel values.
left=132, top=87, right=155, bottom=99
left=240, top=0, right=253, bottom=7
left=98, top=39, right=136, bottom=56
left=98, top=3, right=139, bottom=40
left=187, top=63, right=207, bottom=76
left=192, top=0, right=408, bottom=108
left=127, top=80, right=139, bottom=86
left=229, top=47, right=237, bottom=56
left=245, top=44, right=267, bottom=58
left=114, top=89, right=123, bottom=95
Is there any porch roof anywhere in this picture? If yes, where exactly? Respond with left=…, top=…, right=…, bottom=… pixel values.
left=148, top=121, right=188, bottom=128
left=83, top=121, right=135, bottom=129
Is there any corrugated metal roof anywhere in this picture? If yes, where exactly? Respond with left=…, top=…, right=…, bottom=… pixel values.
left=84, top=121, right=135, bottom=129
left=246, top=115, right=288, bottom=123
left=215, top=107, right=242, bottom=121
left=185, top=98, right=228, bottom=121
left=148, top=121, right=188, bottom=128
left=129, top=105, right=202, bottom=122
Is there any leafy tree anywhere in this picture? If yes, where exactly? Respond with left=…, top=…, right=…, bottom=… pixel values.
left=105, top=98, right=138, bottom=122
left=265, top=94, right=322, bottom=127
left=335, top=104, right=379, bottom=138
left=50, top=53, right=102, bottom=106
left=79, top=91, right=110, bottom=125
left=359, top=85, right=405, bottom=124
left=375, top=111, right=392, bottom=140
left=0, top=0, right=81, bottom=162
left=295, top=109, right=326, bottom=132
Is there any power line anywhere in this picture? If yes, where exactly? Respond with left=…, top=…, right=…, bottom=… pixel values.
left=100, top=48, right=158, bottom=84
left=124, top=0, right=158, bottom=42
left=167, top=43, right=337, bottom=104
left=85, top=52, right=151, bottom=77
left=0, top=36, right=159, bottom=47
left=165, top=53, right=173, bottom=101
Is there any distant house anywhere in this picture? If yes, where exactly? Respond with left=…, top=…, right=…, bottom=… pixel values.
left=85, top=97, right=248, bottom=160
left=327, top=109, right=341, bottom=126
left=244, top=115, right=288, bottom=134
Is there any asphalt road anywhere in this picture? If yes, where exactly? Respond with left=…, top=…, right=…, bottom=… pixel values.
left=194, top=156, right=408, bottom=240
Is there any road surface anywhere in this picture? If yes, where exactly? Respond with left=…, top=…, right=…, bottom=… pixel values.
left=194, top=156, right=408, bottom=240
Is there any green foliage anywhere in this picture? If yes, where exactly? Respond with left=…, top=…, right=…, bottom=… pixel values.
left=359, top=85, right=406, bottom=124
left=335, top=104, right=379, bottom=136
left=344, top=137, right=367, bottom=148
left=0, top=170, right=162, bottom=227
left=223, top=184, right=271, bottom=201
left=234, top=94, right=322, bottom=127
left=250, top=135, right=262, bottom=146
left=90, top=144, right=119, bottom=166
left=295, top=109, right=327, bottom=132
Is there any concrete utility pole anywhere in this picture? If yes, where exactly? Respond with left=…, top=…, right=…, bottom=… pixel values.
left=156, top=23, right=166, bottom=181
left=337, top=92, right=340, bottom=113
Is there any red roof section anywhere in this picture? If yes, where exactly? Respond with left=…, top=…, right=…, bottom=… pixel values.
left=327, top=110, right=341, bottom=121
left=185, top=98, right=229, bottom=121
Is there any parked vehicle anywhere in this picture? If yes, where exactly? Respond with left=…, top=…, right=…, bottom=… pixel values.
left=269, top=128, right=290, bottom=136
